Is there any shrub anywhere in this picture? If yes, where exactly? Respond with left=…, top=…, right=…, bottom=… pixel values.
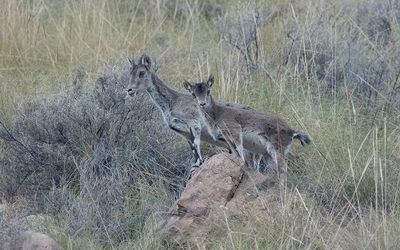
left=216, top=1, right=275, bottom=72
left=283, top=0, right=400, bottom=114
left=0, top=60, right=191, bottom=245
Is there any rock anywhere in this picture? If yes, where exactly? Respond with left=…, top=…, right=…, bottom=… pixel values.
left=18, top=215, right=54, bottom=231
left=162, top=153, right=244, bottom=241
left=161, top=152, right=280, bottom=246
left=4, top=230, right=63, bottom=250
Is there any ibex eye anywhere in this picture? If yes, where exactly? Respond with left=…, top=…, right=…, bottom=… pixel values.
left=207, top=90, right=210, bottom=95
left=139, top=71, right=145, bottom=78
left=192, top=93, right=196, bottom=98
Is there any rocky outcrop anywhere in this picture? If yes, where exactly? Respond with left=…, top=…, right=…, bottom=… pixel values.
left=17, top=215, right=55, bottom=231
left=3, top=231, right=63, bottom=250
left=161, top=152, right=280, bottom=246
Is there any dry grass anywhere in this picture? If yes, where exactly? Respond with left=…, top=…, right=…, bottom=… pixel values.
left=1, top=0, right=400, bottom=249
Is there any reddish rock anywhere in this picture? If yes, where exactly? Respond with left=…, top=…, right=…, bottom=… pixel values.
left=164, top=153, right=244, bottom=239
left=4, top=230, right=63, bottom=250
left=162, top=153, right=279, bottom=246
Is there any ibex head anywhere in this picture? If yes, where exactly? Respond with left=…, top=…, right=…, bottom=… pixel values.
left=183, top=74, right=214, bottom=108
left=126, top=54, right=152, bottom=97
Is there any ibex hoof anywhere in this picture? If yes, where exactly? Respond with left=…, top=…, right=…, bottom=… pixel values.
left=193, top=158, right=203, bottom=167
left=185, top=166, right=200, bottom=182
left=190, top=165, right=199, bottom=174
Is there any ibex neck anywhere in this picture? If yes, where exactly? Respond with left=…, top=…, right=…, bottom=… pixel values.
left=203, top=95, right=218, bottom=120
left=146, top=73, right=179, bottom=112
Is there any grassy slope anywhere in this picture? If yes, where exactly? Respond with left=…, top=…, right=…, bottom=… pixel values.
left=1, top=0, right=400, bottom=249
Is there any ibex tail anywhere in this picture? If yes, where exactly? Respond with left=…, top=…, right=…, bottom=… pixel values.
left=293, top=132, right=311, bottom=146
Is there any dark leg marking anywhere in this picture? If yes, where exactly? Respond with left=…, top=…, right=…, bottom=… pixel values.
left=189, top=127, right=202, bottom=166
left=169, top=125, right=183, bottom=134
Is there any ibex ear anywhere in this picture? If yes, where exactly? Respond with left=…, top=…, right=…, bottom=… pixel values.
left=128, top=58, right=136, bottom=67
left=207, top=74, right=214, bottom=88
left=140, top=54, right=151, bottom=70
left=183, top=81, right=193, bottom=93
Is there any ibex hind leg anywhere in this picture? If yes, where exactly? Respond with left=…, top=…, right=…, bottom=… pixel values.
left=244, top=151, right=256, bottom=169
left=229, top=136, right=245, bottom=161
left=260, top=136, right=285, bottom=179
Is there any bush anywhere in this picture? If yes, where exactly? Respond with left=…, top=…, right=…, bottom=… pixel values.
left=216, top=1, right=275, bottom=72
left=0, top=60, right=191, bottom=245
left=283, top=0, right=400, bottom=114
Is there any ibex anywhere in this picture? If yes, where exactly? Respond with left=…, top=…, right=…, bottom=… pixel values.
left=126, top=54, right=260, bottom=172
left=183, top=75, right=311, bottom=178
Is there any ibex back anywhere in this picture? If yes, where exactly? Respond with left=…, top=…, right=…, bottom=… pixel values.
left=184, top=75, right=311, bottom=179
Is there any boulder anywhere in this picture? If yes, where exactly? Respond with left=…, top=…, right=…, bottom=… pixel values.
left=18, top=215, right=54, bottom=231
left=161, top=152, right=280, bottom=246
left=4, top=230, right=63, bottom=250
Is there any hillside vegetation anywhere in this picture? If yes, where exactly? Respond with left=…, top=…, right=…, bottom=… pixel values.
left=1, top=0, right=400, bottom=249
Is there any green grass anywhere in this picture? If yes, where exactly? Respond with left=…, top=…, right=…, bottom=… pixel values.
left=1, top=0, right=400, bottom=249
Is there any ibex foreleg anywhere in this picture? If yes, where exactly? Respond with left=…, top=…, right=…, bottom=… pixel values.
left=252, top=154, right=263, bottom=172
left=169, top=119, right=203, bottom=171
left=189, top=126, right=203, bottom=167
left=219, top=125, right=245, bottom=161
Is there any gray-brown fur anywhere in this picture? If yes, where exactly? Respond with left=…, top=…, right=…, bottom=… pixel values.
left=184, top=74, right=311, bottom=177
left=126, top=54, right=259, bottom=170
left=126, top=54, right=219, bottom=168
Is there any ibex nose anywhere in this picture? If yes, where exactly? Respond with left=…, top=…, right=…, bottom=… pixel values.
left=200, top=103, right=206, bottom=107
left=126, top=88, right=136, bottom=98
